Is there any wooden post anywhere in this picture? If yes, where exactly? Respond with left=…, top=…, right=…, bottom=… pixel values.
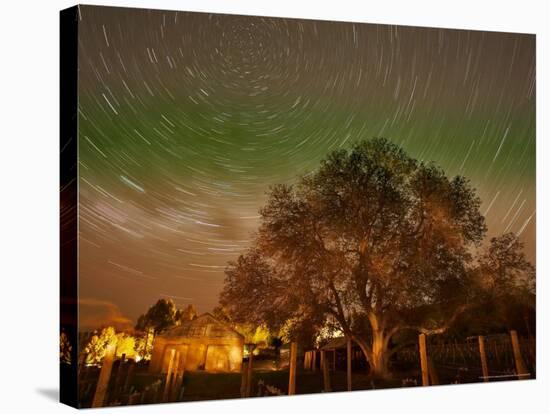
left=170, top=351, right=184, bottom=402
left=123, top=360, right=135, bottom=393
left=428, top=358, right=439, bottom=385
left=240, top=361, right=249, bottom=397
left=510, top=330, right=529, bottom=380
left=92, top=341, right=117, bottom=408
left=332, top=350, right=336, bottom=371
left=162, top=349, right=176, bottom=402
left=321, top=350, right=331, bottom=392
left=312, top=350, right=317, bottom=372
left=346, top=338, right=352, bottom=391
left=245, top=345, right=254, bottom=397
left=77, top=352, right=87, bottom=381
left=168, top=351, right=181, bottom=402
left=288, top=342, right=297, bottom=395
left=478, top=336, right=489, bottom=382
left=140, top=387, right=147, bottom=404
left=419, top=334, right=429, bottom=386
left=112, top=353, right=126, bottom=401
left=152, top=380, right=162, bottom=403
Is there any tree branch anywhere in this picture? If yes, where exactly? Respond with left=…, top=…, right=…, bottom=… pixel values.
left=400, top=303, right=471, bottom=336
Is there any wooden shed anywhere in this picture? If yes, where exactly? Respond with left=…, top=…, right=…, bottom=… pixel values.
left=149, top=313, right=244, bottom=373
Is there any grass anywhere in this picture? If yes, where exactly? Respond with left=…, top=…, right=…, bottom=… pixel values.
left=179, top=368, right=410, bottom=401
left=79, top=360, right=523, bottom=406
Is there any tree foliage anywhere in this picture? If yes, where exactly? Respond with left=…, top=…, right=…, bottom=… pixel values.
left=220, top=138, right=533, bottom=376
left=176, top=304, right=198, bottom=323
left=212, top=305, right=273, bottom=350
left=60, top=331, right=72, bottom=365
left=82, top=327, right=154, bottom=364
left=84, top=326, right=117, bottom=365
left=114, top=333, right=136, bottom=359
left=467, top=233, right=535, bottom=334
left=476, top=233, right=535, bottom=298
left=134, top=330, right=154, bottom=362
left=135, top=299, right=195, bottom=334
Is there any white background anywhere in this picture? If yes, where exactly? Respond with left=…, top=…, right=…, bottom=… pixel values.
left=0, top=0, right=548, bottom=412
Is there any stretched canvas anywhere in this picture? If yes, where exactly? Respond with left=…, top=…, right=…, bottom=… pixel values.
left=60, top=4, right=536, bottom=408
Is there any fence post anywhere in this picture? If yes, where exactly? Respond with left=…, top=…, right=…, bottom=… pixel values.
left=419, top=334, right=429, bottom=386
left=171, top=352, right=185, bottom=402
left=312, top=349, right=317, bottom=372
left=346, top=338, right=352, bottom=391
left=123, top=360, right=135, bottom=394
left=321, top=350, right=331, bottom=392
left=510, top=330, right=529, bottom=380
left=428, top=358, right=439, bottom=385
left=162, top=349, right=176, bottom=402
left=478, top=336, right=489, bottom=382
left=169, top=351, right=181, bottom=402
left=78, top=352, right=87, bottom=381
left=152, top=380, right=162, bottom=403
left=112, top=353, right=126, bottom=402
left=288, top=342, right=297, bottom=395
left=245, top=345, right=254, bottom=397
left=240, top=361, right=248, bottom=397
left=92, top=340, right=117, bottom=407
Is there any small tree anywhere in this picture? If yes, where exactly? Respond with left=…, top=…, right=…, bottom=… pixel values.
left=176, top=304, right=198, bottom=323
left=477, top=233, right=535, bottom=297
left=134, top=330, right=154, bottom=362
left=212, top=305, right=270, bottom=354
left=60, top=331, right=72, bottom=365
left=135, top=299, right=180, bottom=334
left=212, top=305, right=232, bottom=323
left=83, top=327, right=117, bottom=366
left=474, top=233, right=535, bottom=334
left=115, top=333, right=136, bottom=359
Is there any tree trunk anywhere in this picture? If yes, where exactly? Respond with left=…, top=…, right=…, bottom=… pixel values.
left=354, top=313, right=391, bottom=378
left=370, top=329, right=390, bottom=378
left=354, top=334, right=390, bottom=378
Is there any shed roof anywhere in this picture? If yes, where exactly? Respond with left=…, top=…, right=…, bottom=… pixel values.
left=159, top=313, right=244, bottom=340
left=320, top=337, right=349, bottom=350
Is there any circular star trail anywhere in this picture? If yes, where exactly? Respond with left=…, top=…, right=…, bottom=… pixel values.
left=76, top=5, right=535, bottom=328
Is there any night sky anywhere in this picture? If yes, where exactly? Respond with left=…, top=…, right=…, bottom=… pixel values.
left=76, top=5, right=535, bottom=331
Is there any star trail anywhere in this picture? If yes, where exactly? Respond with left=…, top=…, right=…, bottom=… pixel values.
left=76, top=5, right=535, bottom=328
